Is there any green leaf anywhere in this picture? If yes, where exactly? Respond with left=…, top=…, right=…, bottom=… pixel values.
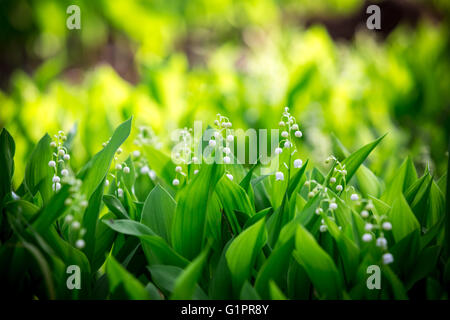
left=323, top=216, right=360, bottom=285
left=406, top=245, right=441, bottom=290
left=240, top=281, right=261, bottom=300
left=171, top=246, right=210, bottom=299
left=4, top=199, right=39, bottom=221
left=82, top=180, right=106, bottom=262
left=388, top=195, right=420, bottom=242
left=24, top=133, right=53, bottom=204
left=148, top=265, right=207, bottom=299
left=140, top=235, right=190, bottom=268
left=254, top=236, right=294, bottom=299
left=330, top=134, right=382, bottom=197
left=77, top=117, right=132, bottom=200
left=287, top=159, right=308, bottom=198
left=93, top=213, right=117, bottom=271
left=216, top=175, right=255, bottom=234
left=382, top=157, right=418, bottom=205
left=0, top=128, right=15, bottom=204
left=269, top=280, right=287, bottom=300
left=293, top=225, right=342, bottom=299
left=225, top=218, right=267, bottom=295
left=239, top=162, right=259, bottom=193
left=172, top=162, right=224, bottom=259
left=141, top=184, right=176, bottom=243
left=332, top=134, right=386, bottom=185
left=103, top=194, right=130, bottom=219
left=31, top=185, right=70, bottom=233
left=356, top=165, right=382, bottom=198
left=382, top=265, right=408, bottom=300
left=106, top=255, right=149, bottom=299
left=142, top=145, right=176, bottom=185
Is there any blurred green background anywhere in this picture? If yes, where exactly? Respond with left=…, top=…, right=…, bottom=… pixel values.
left=0, top=0, right=449, bottom=187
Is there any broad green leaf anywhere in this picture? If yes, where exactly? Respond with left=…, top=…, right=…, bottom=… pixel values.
left=31, top=185, right=70, bottom=233
left=205, top=192, right=223, bottom=246
left=382, top=157, right=418, bottom=205
left=171, top=246, right=210, bottom=299
left=287, top=258, right=311, bottom=299
left=106, top=255, right=149, bottom=299
left=382, top=265, right=408, bottom=300
left=294, top=225, right=342, bottom=299
left=140, top=235, right=189, bottom=268
left=255, top=236, right=294, bottom=299
left=330, top=134, right=382, bottom=197
left=142, top=144, right=176, bottom=185
left=103, top=219, right=156, bottom=237
left=172, top=162, right=224, bottom=259
left=388, top=195, right=420, bottom=242
left=368, top=196, right=391, bottom=218
left=5, top=199, right=39, bottom=221
left=356, top=165, right=382, bottom=198
left=145, top=282, right=163, bottom=300
left=92, top=213, right=117, bottom=271
left=0, top=128, right=15, bottom=204
left=239, top=162, right=259, bottom=193
left=216, top=175, right=255, bottom=234
left=269, top=280, right=287, bottom=300
left=147, top=265, right=207, bottom=299
left=210, top=241, right=233, bottom=299
left=426, top=181, right=445, bottom=228
left=82, top=180, right=106, bottom=262
left=332, top=134, right=386, bottom=185
left=240, top=281, right=261, bottom=300
left=24, top=133, right=53, bottom=204
left=437, top=173, right=446, bottom=195
left=406, top=245, right=441, bottom=290
left=103, top=194, right=130, bottom=219
left=225, top=218, right=267, bottom=295
left=77, top=118, right=132, bottom=200
left=141, top=184, right=176, bottom=243
left=323, top=216, right=360, bottom=285
left=267, top=194, right=291, bottom=246
left=287, top=159, right=308, bottom=198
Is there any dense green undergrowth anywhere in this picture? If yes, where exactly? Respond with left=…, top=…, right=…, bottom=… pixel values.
left=0, top=116, right=448, bottom=300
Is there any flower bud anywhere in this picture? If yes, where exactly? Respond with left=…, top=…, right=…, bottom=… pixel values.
left=382, top=253, right=394, bottom=264
left=362, top=233, right=372, bottom=242
left=275, top=171, right=284, bottom=181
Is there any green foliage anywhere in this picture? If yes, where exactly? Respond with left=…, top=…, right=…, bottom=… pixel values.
left=0, top=117, right=448, bottom=300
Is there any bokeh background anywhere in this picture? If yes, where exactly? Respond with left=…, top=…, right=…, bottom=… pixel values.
left=0, top=0, right=449, bottom=187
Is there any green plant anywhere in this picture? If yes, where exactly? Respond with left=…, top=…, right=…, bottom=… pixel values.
left=0, top=113, right=448, bottom=300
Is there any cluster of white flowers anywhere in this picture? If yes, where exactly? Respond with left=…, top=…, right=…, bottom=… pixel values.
left=209, top=114, right=235, bottom=181
left=48, top=130, right=71, bottom=192
left=63, top=213, right=86, bottom=249
left=274, top=107, right=303, bottom=181
left=131, top=126, right=159, bottom=182
left=172, top=127, right=195, bottom=186
left=115, top=151, right=130, bottom=198
left=60, top=177, right=89, bottom=250
left=358, top=200, right=394, bottom=264
left=102, top=135, right=132, bottom=197
left=324, top=156, right=348, bottom=192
